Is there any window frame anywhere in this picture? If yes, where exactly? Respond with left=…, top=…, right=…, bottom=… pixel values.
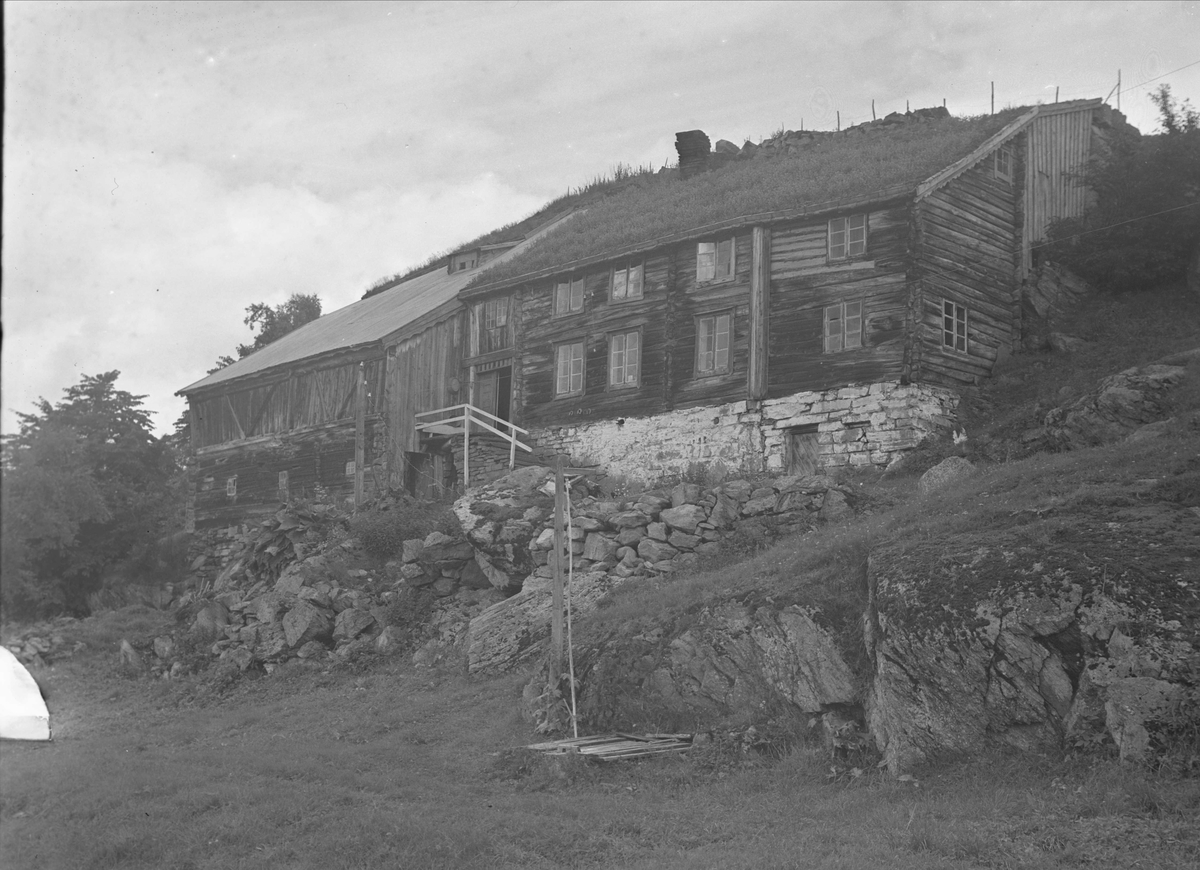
left=610, top=262, right=645, bottom=303
left=823, top=299, right=864, bottom=353
left=607, top=328, right=642, bottom=390
left=694, top=310, right=733, bottom=377
left=553, top=275, right=585, bottom=318
left=696, top=238, right=736, bottom=284
left=553, top=339, right=586, bottom=398
left=827, top=214, right=868, bottom=261
left=993, top=145, right=1014, bottom=183
left=942, top=300, right=968, bottom=354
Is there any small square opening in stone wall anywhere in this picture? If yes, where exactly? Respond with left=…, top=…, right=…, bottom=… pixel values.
left=785, top=424, right=820, bottom=476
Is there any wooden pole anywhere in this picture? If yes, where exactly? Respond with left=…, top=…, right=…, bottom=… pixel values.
left=550, top=456, right=566, bottom=681
left=836, top=110, right=840, bottom=131
left=748, top=226, right=770, bottom=401
left=1117, top=70, right=1121, bottom=111
left=1055, top=86, right=1059, bottom=103
left=354, top=362, right=365, bottom=507
left=871, top=99, right=875, bottom=120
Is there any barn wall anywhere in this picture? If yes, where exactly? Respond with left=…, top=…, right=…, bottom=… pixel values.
left=385, top=309, right=466, bottom=461
left=190, top=417, right=385, bottom=530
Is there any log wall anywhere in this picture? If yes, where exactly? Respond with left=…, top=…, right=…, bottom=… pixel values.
left=915, top=144, right=1022, bottom=386
left=767, top=201, right=912, bottom=396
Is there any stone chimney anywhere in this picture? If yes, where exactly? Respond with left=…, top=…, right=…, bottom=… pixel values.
left=675, top=130, right=711, bottom=179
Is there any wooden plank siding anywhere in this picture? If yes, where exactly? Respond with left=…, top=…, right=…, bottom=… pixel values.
left=766, top=202, right=912, bottom=396
left=915, top=146, right=1021, bottom=387
left=385, top=310, right=466, bottom=456
left=191, top=417, right=384, bottom=530
left=190, top=355, right=386, bottom=449
left=1021, top=109, right=1094, bottom=275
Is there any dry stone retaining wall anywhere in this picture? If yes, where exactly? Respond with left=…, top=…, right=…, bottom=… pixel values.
left=531, top=383, right=958, bottom=485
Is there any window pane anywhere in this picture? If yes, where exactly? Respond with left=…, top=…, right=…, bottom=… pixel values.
left=628, top=264, right=643, bottom=298
left=717, top=239, right=733, bottom=279
left=697, top=243, right=716, bottom=282
left=844, top=301, right=862, bottom=349
left=698, top=316, right=714, bottom=372
left=609, top=333, right=625, bottom=385
left=613, top=268, right=627, bottom=300
left=555, top=282, right=569, bottom=315
left=571, top=278, right=584, bottom=311
left=626, top=332, right=640, bottom=384
left=829, top=218, right=847, bottom=259
left=715, top=314, right=730, bottom=371
left=847, top=215, right=867, bottom=257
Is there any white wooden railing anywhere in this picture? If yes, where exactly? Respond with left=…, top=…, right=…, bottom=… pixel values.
left=413, top=403, right=533, bottom=489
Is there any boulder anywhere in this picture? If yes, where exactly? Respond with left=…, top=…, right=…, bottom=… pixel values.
left=191, top=601, right=230, bottom=638
left=1043, top=364, right=1187, bottom=450
left=659, top=504, right=707, bottom=533
left=333, top=608, right=376, bottom=642
left=283, top=601, right=333, bottom=649
left=670, top=483, right=702, bottom=507
left=637, top=539, right=679, bottom=563
left=582, top=533, right=619, bottom=563
left=466, top=570, right=630, bottom=675
left=458, top=557, right=492, bottom=590
left=917, top=456, right=975, bottom=494
left=609, top=509, right=653, bottom=529
left=818, top=489, right=853, bottom=523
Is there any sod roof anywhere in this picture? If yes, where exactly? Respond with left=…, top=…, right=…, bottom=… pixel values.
left=466, top=106, right=1038, bottom=291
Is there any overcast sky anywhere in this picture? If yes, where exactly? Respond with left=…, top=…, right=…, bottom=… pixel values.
left=4, top=1, right=1198, bottom=436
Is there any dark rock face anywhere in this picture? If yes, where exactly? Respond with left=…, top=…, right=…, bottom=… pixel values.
left=866, top=503, right=1200, bottom=770
left=572, top=604, right=858, bottom=732
left=1040, top=365, right=1187, bottom=450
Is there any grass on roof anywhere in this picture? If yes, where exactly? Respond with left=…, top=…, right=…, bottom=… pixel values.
left=471, top=109, right=1025, bottom=288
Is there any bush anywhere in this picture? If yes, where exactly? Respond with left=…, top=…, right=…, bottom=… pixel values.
left=349, top=500, right=459, bottom=561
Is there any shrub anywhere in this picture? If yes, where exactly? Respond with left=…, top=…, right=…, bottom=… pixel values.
left=349, top=500, right=459, bottom=561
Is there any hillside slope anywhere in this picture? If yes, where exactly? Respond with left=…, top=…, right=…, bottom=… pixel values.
left=562, top=282, right=1200, bottom=770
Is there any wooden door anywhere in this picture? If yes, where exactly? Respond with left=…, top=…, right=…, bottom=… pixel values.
left=785, top=425, right=820, bottom=476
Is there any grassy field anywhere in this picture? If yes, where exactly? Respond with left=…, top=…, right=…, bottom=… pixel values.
left=2, top=617, right=1199, bottom=870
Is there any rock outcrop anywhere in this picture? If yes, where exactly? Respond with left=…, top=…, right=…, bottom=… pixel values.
left=462, top=469, right=858, bottom=675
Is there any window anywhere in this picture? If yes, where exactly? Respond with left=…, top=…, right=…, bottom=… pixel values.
left=696, top=312, right=732, bottom=375
left=696, top=239, right=735, bottom=282
left=824, top=300, right=863, bottom=352
left=554, top=276, right=585, bottom=316
left=555, top=341, right=585, bottom=396
left=477, top=297, right=509, bottom=353
left=608, top=330, right=640, bottom=388
left=994, top=146, right=1013, bottom=183
left=225, top=476, right=237, bottom=497
left=611, top=262, right=644, bottom=301
left=942, top=300, right=968, bottom=353
left=828, top=214, right=867, bottom=260
left=484, top=297, right=507, bottom=330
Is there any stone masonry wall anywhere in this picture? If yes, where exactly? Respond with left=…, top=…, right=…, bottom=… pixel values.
left=531, top=382, right=959, bottom=485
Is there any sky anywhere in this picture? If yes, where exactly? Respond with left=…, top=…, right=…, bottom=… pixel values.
left=4, top=0, right=1199, bottom=437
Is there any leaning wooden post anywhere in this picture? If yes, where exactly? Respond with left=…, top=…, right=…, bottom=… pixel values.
left=354, top=362, right=366, bottom=507
left=550, top=456, right=566, bottom=682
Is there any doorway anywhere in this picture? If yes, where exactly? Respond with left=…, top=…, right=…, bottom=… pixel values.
left=474, top=366, right=512, bottom=433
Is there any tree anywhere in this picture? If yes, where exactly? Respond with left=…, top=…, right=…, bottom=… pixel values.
left=1, top=372, right=178, bottom=618
left=235, top=293, right=322, bottom=360
left=1044, top=85, right=1200, bottom=291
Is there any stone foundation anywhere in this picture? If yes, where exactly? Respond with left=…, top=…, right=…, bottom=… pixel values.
left=531, top=382, right=959, bottom=485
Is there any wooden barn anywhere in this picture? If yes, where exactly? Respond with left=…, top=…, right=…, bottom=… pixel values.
left=451, top=98, right=1130, bottom=481
left=176, top=215, right=573, bottom=530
